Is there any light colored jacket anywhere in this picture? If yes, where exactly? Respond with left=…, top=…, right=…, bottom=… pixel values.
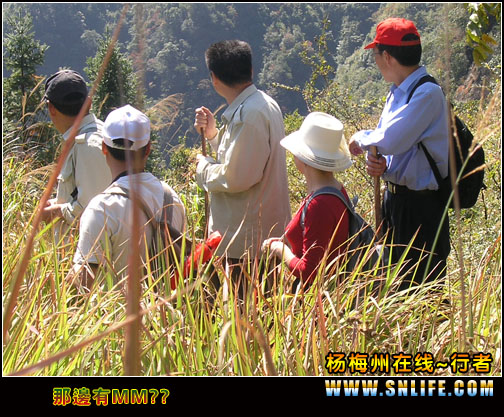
left=74, top=172, right=185, bottom=279
left=56, top=113, right=112, bottom=224
left=196, top=85, right=291, bottom=258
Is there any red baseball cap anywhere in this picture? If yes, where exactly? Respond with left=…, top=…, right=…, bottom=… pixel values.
left=364, top=18, right=421, bottom=49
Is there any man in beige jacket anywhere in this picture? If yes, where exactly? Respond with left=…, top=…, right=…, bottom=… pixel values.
left=194, top=40, right=291, bottom=298
left=41, top=70, right=111, bottom=227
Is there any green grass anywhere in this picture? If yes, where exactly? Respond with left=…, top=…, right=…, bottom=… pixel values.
left=2, top=85, right=501, bottom=377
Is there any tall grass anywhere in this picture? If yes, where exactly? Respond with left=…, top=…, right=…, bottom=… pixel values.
left=3, top=81, right=501, bottom=378
left=3, top=90, right=501, bottom=376
left=3, top=206, right=500, bottom=376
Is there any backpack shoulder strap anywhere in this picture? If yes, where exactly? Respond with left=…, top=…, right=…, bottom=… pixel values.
left=159, top=181, right=174, bottom=225
left=407, top=75, right=445, bottom=187
left=158, top=181, right=186, bottom=244
left=419, top=142, right=444, bottom=186
left=103, top=184, right=129, bottom=199
left=407, top=74, right=438, bottom=104
left=300, top=186, right=354, bottom=231
left=104, top=184, right=154, bottom=222
left=105, top=183, right=185, bottom=245
left=74, top=124, right=100, bottom=144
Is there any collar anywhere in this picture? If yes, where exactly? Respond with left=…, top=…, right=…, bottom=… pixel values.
left=62, top=113, right=97, bottom=141
left=111, top=170, right=146, bottom=184
left=222, top=84, right=257, bottom=124
left=391, top=66, right=427, bottom=97
left=112, top=171, right=129, bottom=183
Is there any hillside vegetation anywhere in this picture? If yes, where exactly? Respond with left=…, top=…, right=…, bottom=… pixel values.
left=2, top=3, right=501, bottom=376
left=3, top=3, right=500, bottom=152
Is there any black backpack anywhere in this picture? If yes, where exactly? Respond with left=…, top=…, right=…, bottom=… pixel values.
left=301, top=186, right=387, bottom=273
left=407, top=75, right=486, bottom=209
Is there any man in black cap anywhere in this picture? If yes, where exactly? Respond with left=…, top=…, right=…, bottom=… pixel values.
left=41, top=69, right=111, bottom=227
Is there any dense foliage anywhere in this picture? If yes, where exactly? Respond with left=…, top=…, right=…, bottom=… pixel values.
left=3, top=3, right=501, bottom=163
left=84, top=36, right=141, bottom=121
left=2, top=2, right=501, bottom=378
left=3, top=8, right=49, bottom=156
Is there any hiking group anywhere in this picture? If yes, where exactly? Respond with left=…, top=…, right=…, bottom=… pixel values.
left=42, top=18, right=483, bottom=299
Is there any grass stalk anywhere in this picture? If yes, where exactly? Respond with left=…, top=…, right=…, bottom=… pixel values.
left=2, top=68, right=500, bottom=377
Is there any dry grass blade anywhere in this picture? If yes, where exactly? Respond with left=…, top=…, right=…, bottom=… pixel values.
left=9, top=313, right=137, bottom=376
left=8, top=275, right=204, bottom=376
left=2, top=3, right=130, bottom=343
left=235, top=318, right=278, bottom=376
left=146, top=94, right=184, bottom=132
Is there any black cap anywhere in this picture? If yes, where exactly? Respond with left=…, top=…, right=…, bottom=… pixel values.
left=44, top=70, right=88, bottom=106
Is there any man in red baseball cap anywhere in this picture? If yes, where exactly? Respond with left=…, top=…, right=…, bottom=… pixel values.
left=364, top=17, right=421, bottom=50
left=349, top=18, right=451, bottom=291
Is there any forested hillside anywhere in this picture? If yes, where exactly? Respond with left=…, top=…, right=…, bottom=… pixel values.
left=3, top=3, right=501, bottom=157
left=2, top=3, right=501, bottom=378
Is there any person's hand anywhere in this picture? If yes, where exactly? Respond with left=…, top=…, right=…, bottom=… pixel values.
left=194, top=106, right=218, bottom=140
left=67, top=263, right=96, bottom=295
left=349, top=135, right=364, bottom=156
left=41, top=199, right=63, bottom=223
left=262, top=238, right=283, bottom=257
left=366, top=153, right=387, bottom=177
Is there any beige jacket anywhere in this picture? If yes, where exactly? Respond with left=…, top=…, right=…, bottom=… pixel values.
left=196, top=85, right=291, bottom=258
left=74, top=173, right=186, bottom=279
left=56, top=113, right=112, bottom=224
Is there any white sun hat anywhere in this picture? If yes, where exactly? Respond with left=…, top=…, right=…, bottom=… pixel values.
left=103, top=104, right=151, bottom=150
left=280, top=112, right=352, bottom=172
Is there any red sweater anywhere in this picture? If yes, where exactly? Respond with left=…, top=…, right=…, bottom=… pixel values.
left=285, top=188, right=350, bottom=286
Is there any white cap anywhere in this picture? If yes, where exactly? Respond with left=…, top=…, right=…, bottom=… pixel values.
left=103, top=105, right=150, bottom=150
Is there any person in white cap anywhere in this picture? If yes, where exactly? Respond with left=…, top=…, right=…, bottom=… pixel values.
left=71, top=105, right=186, bottom=289
left=262, top=112, right=352, bottom=289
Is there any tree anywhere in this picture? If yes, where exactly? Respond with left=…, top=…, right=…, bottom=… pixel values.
left=465, top=3, right=501, bottom=66
left=3, top=8, right=48, bottom=128
left=84, top=36, right=140, bottom=120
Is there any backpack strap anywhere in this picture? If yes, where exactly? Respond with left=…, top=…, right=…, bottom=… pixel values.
left=74, top=124, right=101, bottom=144
left=104, top=183, right=184, bottom=244
left=104, top=184, right=155, bottom=230
left=407, top=74, right=438, bottom=104
left=159, top=182, right=174, bottom=226
left=419, top=143, right=444, bottom=187
left=407, top=74, right=445, bottom=189
left=300, top=186, right=354, bottom=232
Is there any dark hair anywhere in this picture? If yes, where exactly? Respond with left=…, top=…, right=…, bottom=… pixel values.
left=205, top=40, right=253, bottom=86
left=49, top=93, right=86, bottom=116
left=377, top=34, right=421, bottom=66
left=105, top=139, right=149, bottom=162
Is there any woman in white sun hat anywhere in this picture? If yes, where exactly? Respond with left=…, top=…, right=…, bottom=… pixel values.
left=262, top=112, right=352, bottom=290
